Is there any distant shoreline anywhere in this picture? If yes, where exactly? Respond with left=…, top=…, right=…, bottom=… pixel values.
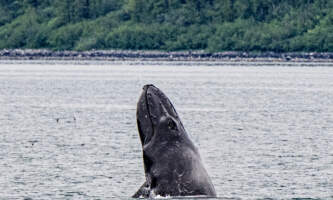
left=1, top=49, right=333, bottom=65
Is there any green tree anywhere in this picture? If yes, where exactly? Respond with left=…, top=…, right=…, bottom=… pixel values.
left=1, top=0, right=333, bottom=52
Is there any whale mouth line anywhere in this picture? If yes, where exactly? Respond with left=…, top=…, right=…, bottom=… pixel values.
left=144, top=85, right=155, bottom=145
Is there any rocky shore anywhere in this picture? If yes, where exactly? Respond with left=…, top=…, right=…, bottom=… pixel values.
left=1, top=49, right=333, bottom=63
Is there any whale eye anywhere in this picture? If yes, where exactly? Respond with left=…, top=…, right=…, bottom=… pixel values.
left=168, top=119, right=177, bottom=130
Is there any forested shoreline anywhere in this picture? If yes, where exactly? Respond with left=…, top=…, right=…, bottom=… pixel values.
left=2, top=49, right=333, bottom=63
left=0, top=0, right=333, bottom=52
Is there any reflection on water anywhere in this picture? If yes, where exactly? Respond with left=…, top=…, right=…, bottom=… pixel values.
left=0, top=63, right=332, bottom=200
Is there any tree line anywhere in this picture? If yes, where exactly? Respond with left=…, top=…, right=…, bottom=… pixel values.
left=0, top=0, right=332, bottom=52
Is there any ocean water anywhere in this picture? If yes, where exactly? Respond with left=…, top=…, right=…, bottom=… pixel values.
left=0, top=63, right=332, bottom=200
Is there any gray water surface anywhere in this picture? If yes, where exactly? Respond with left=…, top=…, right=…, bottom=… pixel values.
left=0, top=64, right=332, bottom=200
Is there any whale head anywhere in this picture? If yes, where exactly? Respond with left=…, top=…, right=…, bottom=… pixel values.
left=136, top=84, right=189, bottom=148
left=134, top=84, right=216, bottom=198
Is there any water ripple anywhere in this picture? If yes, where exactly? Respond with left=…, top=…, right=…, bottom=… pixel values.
left=0, top=64, right=332, bottom=199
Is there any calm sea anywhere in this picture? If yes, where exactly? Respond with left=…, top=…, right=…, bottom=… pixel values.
left=0, top=63, right=332, bottom=200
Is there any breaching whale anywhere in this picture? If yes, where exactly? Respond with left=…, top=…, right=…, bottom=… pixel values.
left=133, top=84, right=216, bottom=198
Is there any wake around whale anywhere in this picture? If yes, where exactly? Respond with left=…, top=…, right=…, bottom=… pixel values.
left=133, top=84, right=216, bottom=198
